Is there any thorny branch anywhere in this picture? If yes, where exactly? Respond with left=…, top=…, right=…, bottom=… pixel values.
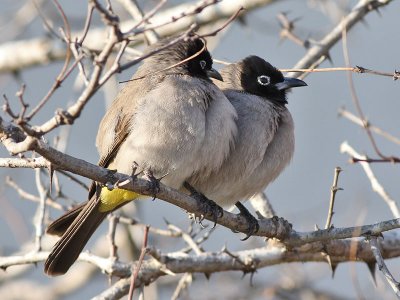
left=3, top=234, right=400, bottom=298
left=1, top=116, right=400, bottom=247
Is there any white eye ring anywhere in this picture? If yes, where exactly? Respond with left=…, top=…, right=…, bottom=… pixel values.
left=199, top=60, right=207, bottom=70
left=257, top=75, right=270, bottom=86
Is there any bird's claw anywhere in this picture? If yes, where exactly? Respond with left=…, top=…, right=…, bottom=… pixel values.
left=184, top=182, right=223, bottom=227
left=235, top=202, right=259, bottom=241
left=143, top=169, right=160, bottom=200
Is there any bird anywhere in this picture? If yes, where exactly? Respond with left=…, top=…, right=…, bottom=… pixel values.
left=187, top=55, right=307, bottom=238
left=44, top=36, right=238, bottom=276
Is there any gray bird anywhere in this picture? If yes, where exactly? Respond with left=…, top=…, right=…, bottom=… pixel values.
left=44, top=37, right=238, bottom=276
left=187, top=56, right=306, bottom=237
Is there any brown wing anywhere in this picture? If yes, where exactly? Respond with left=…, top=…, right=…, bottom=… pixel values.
left=88, top=113, right=132, bottom=199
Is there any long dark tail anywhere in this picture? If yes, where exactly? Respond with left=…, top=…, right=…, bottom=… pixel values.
left=44, top=195, right=107, bottom=276
left=46, top=202, right=86, bottom=236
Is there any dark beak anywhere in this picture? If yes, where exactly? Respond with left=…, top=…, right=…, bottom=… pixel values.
left=206, top=68, right=223, bottom=81
left=274, top=77, right=307, bottom=91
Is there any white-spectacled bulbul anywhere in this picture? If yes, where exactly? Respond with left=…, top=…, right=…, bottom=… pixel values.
left=188, top=56, right=306, bottom=237
left=44, top=37, right=238, bottom=276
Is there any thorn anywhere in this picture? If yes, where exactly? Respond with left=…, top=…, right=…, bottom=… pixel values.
left=359, top=17, right=369, bottom=29
left=367, top=261, right=377, bottom=285
left=48, top=163, right=54, bottom=194
left=160, top=265, right=175, bottom=276
left=292, top=16, right=302, bottom=24
left=326, top=52, right=333, bottom=65
left=241, top=271, right=247, bottom=279
left=221, top=243, right=227, bottom=252
left=249, top=270, right=256, bottom=287
left=375, top=7, right=382, bottom=17
left=237, top=15, right=247, bottom=25
left=326, top=255, right=338, bottom=277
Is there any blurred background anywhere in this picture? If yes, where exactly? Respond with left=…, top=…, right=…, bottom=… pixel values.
left=0, top=0, right=399, bottom=299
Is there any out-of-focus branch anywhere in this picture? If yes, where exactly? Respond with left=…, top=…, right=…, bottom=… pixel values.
left=250, top=192, right=276, bottom=218
left=116, top=0, right=161, bottom=44
left=288, top=0, right=394, bottom=78
left=3, top=234, right=400, bottom=297
left=340, top=141, right=400, bottom=218
left=341, top=24, right=397, bottom=163
left=93, top=235, right=400, bottom=299
left=0, top=0, right=277, bottom=73
left=369, top=237, right=400, bottom=297
left=339, top=108, right=400, bottom=146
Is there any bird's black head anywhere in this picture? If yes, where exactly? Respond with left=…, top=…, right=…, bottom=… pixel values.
left=143, top=37, right=222, bottom=81
left=220, top=56, right=307, bottom=105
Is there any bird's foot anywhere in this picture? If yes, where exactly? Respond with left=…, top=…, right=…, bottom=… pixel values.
left=143, top=169, right=160, bottom=200
left=184, top=182, right=223, bottom=227
left=130, top=161, right=140, bottom=177
left=235, top=202, right=259, bottom=241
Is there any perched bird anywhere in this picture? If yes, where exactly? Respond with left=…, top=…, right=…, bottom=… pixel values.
left=187, top=56, right=307, bottom=237
left=44, top=36, right=238, bottom=276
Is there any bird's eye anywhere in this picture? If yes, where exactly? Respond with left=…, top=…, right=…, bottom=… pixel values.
left=199, top=60, right=207, bottom=70
left=257, top=75, right=270, bottom=86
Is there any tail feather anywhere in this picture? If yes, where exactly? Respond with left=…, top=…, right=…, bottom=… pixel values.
left=44, top=196, right=107, bottom=276
left=46, top=202, right=86, bottom=236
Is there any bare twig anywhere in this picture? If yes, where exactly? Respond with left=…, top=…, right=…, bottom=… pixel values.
left=350, top=157, right=400, bottom=163
left=325, top=167, right=343, bottom=229
left=128, top=225, right=150, bottom=299
left=171, top=273, right=193, bottom=300
left=341, top=21, right=394, bottom=162
left=369, top=237, right=400, bottom=298
left=199, top=6, right=244, bottom=38
left=57, top=170, right=90, bottom=191
left=338, top=108, right=400, bottom=146
left=280, top=66, right=400, bottom=80
left=117, top=0, right=160, bottom=44
left=340, top=142, right=400, bottom=218
left=250, top=192, right=276, bottom=219
left=277, top=12, right=310, bottom=48
left=168, top=224, right=203, bottom=255
left=77, top=3, right=95, bottom=45
left=26, top=55, right=83, bottom=121
left=5, top=176, right=66, bottom=211
left=108, top=214, right=119, bottom=260
left=26, top=0, right=73, bottom=120
left=125, top=0, right=221, bottom=36
left=34, top=168, right=48, bottom=251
